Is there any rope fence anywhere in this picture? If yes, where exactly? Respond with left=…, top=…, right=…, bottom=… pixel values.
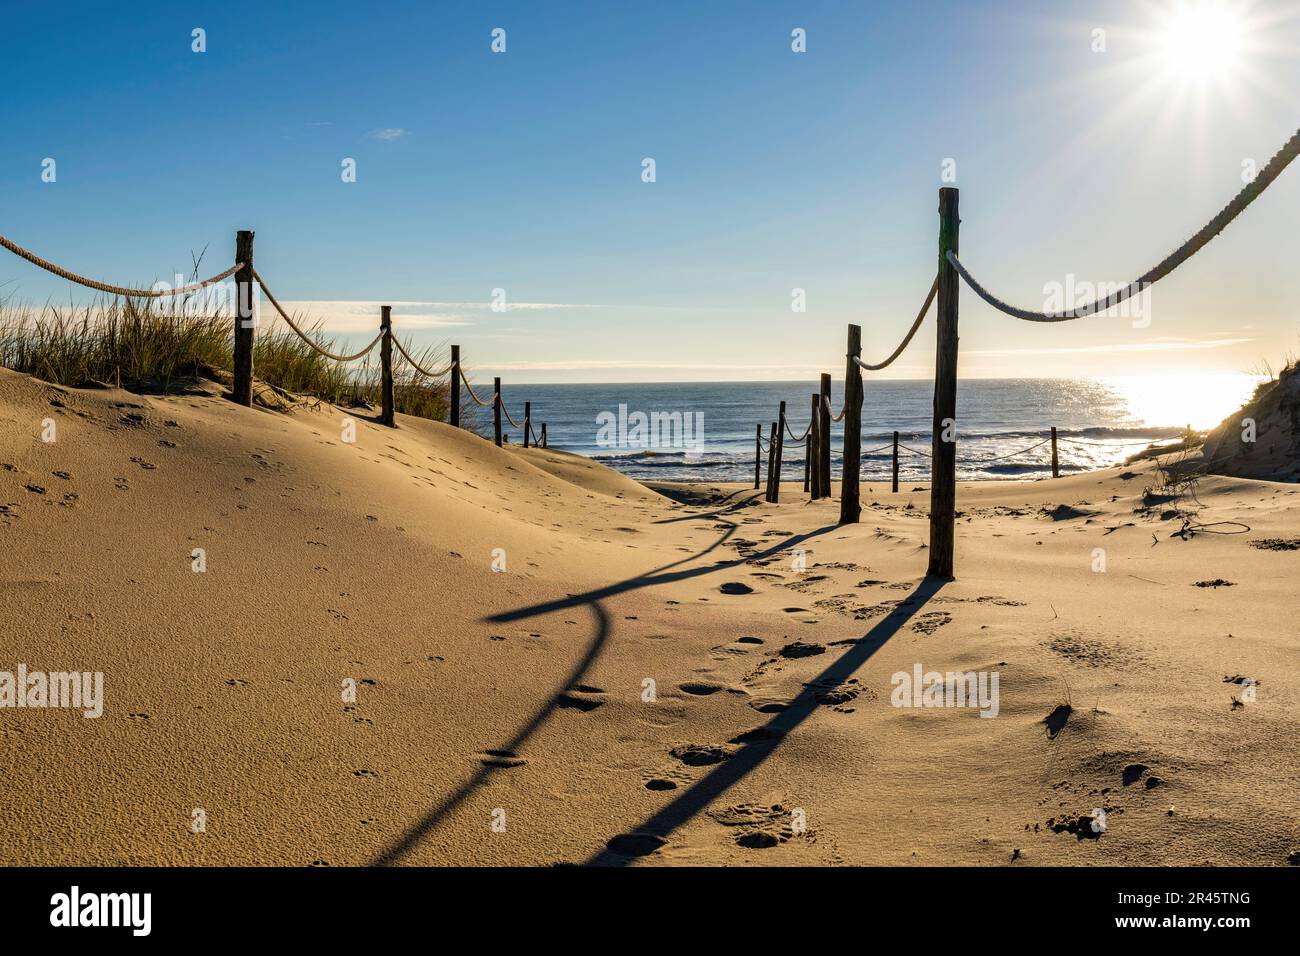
left=0, top=233, right=241, bottom=298
left=755, top=422, right=1186, bottom=500
left=947, top=127, right=1299, bottom=323
left=0, top=229, right=546, bottom=446
left=750, top=124, right=1297, bottom=577
left=6, top=122, right=1296, bottom=575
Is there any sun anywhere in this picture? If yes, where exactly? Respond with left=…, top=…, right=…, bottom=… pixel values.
left=1160, top=1, right=1245, bottom=80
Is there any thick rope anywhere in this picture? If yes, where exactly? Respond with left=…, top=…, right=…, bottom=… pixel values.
left=392, top=335, right=454, bottom=378
left=855, top=276, right=938, bottom=370
left=498, top=395, right=522, bottom=429
left=976, top=436, right=1052, bottom=463
left=458, top=365, right=496, bottom=407
left=949, top=126, right=1300, bottom=322
left=785, top=418, right=812, bottom=442
left=254, top=269, right=382, bottom=362
left=0, top=234, right=241, bottom=298
left=822, top=394, right=847, bottom=423
left=1058, top=435, right=1178, bottom=448
left=899, top=443, right=932, bottom=458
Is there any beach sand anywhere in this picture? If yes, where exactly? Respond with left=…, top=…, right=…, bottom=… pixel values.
left=2, top=367, right=1297, bottom=866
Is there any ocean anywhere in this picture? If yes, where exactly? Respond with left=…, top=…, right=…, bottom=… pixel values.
left=489, top=377, right=1258, bottom=484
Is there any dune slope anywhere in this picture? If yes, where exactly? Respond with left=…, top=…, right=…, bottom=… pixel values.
left=1, top=369, right=1297, bottom=866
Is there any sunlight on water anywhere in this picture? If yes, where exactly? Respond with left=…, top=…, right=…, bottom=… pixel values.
left=1101, top=374, right=1261, bottom=432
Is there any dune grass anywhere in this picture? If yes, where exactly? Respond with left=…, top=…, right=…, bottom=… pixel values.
left=0, top=298, right=455, bottom=425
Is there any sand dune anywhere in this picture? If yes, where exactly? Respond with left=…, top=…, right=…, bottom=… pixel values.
left=1, top=368, right=1297, bottom=866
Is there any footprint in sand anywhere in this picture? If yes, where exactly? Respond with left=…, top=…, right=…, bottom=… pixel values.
left=556, top=686, right=605, bottom=711
left=670, top=743, right=732, bottom=767
left=779, top=640, right=825, bottom=659
left=678, top=682, right=725, bottom=696
left=728, top=727, right=785, bottom=745
left=604, top=833, right=666, bottom=857
left=709, top=801, right=801, bottom=849
left=480, top=749, right=527, bottom=768
left=910, top=611, right=952, bottom=635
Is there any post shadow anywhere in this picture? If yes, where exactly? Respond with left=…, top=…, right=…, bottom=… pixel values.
left=584, top=574, right=947, bottom=866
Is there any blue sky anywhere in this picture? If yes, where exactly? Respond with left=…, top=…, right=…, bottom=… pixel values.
left=2, top=0, right=1297, bottom=382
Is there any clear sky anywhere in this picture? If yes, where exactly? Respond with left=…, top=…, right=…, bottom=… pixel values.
left=2, top=0, right=1297, bottom=383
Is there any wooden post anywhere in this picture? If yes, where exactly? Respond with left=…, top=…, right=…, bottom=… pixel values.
left=754, top=424, right=762, bottom=490
left=232, top=230, right=255, bottom=407
left=523, top=401, right=532, bottom=448
left=450, top=344, right=461, bottom=428
left=803, top=414, right=811, bottom=493
left=892, top=430, right=900, bottom=494
left=839, top=325, right=863, bottom=524
left=819, top=373, right=832, bottom=499
left=809, top=393, right=821, bottom=500
left=379, top=305, right=395, bottom=427
left=540, top=423, right=547, bottom=448
left=769, top=401, right=787, bottom=503
left=765, top=422, right=778, bottom=499
left=493, top=377, right=503, bottom=447
left=1050, top=426, right=1059, bottom=478
left=927, top=186, right=960, bottom=578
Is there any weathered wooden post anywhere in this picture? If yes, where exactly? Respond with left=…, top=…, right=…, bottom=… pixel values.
left=450, top=344, right=461, bottom=428
left=540, top=423, right=547, bottom=448
left=754, top=424, right=762, bottom=490
left=379, top=305, right=395, bottom=427
left=803, top=413, right=811, bottom=493
left=839, top=325, right=863, bottom=524
left=765, top=422, right=778, bottom=499
left=1050, top=426, right=1059, bottom=478
left=927, top=186, right=960, bottom=578
left=769, top=401, right=787, bottom=503
left=493, top=377, right=503, bottom=447
left=892, top=430, right=900, bottom=493
left=523, top=401, right=532, bottom=447
left=809, top=393, right=821, bottom=500
left=232, top=230, right=255, bottom=407
left=819, top=373, right=832, bottom=499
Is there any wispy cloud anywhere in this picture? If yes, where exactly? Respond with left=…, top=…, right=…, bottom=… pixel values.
left=267, top=299, right=592, bottom=333
left=366, top=127, right=409, bottom=141
left=271, top=300, right=467, bottom=333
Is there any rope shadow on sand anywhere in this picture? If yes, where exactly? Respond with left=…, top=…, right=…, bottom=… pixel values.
left=583, top=575, right=947, bottom=866
left=368, top=600, right=612, bottom=866
left=485, top=521, right=840, bottom=625
left=368, top=510, right=839, bottom=865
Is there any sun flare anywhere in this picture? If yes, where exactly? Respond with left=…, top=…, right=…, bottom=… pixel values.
left=1160, top=2, right=1245, bottom=80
